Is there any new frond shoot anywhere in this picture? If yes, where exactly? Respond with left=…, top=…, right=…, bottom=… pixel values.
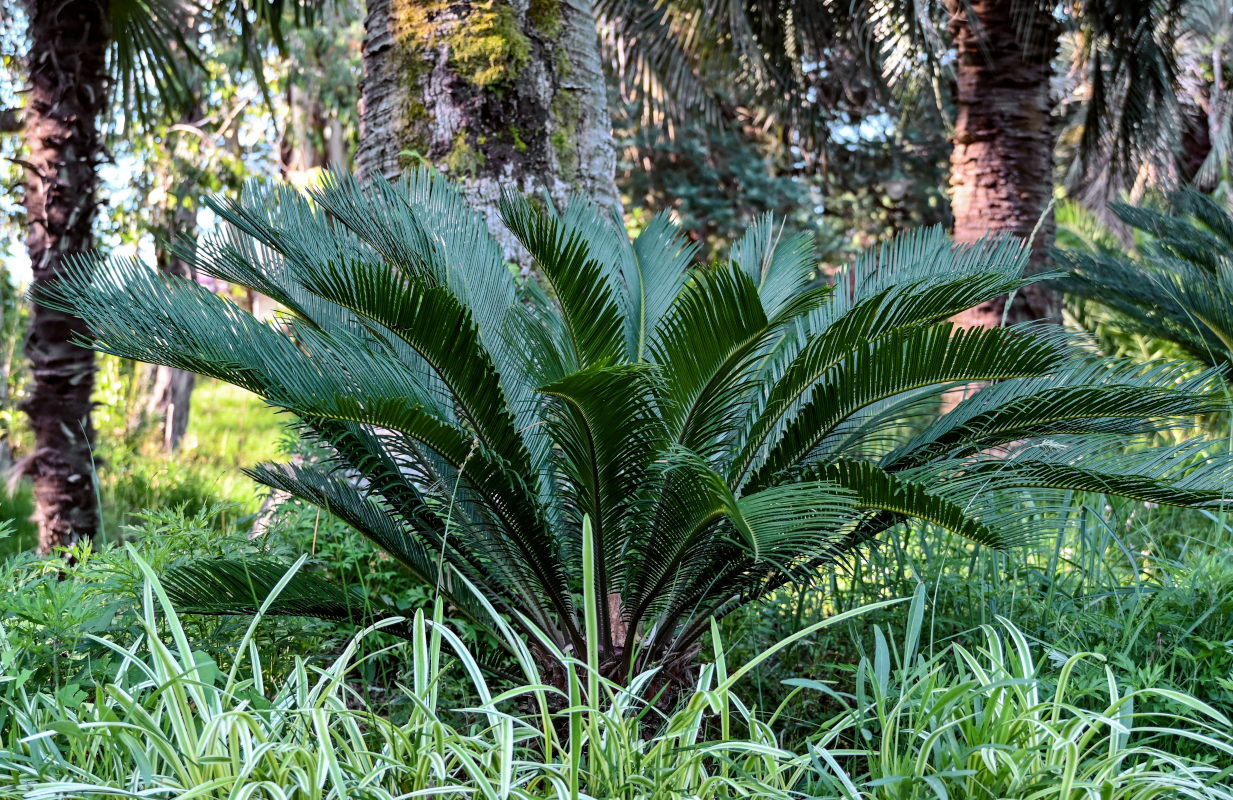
left=44, top=169, right=1233, bottom=696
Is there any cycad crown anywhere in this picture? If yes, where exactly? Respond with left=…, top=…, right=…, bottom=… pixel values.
left=46, top=169, right=1233, bottom=683
left=1059, top=190, right=1233, bottom=371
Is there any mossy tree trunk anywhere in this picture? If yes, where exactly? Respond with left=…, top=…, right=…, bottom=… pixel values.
left=357, top=0, right=621, bottom=263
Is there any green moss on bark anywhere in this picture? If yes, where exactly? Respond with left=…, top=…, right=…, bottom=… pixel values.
left=445, top=130, right=486, bottom=176
left=510, top=126, right=528, bottom=153
left=450, top=2, right=530, bottom=87
left=528, top=0, right=562, bottom=38
left=551, top=89, right=581, bottom=181
left=392, top=0, right=531, bottom=92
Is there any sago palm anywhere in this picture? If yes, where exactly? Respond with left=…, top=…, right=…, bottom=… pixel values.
left=44, top=169, right=1233, bottom=690
left=1059, top=190, right=1233, bottom=371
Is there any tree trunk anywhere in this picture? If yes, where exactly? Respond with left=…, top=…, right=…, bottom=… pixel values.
left=357, top=0, right=622, bottom=264
left=948, top=0, right=1060, bottom=328
left=21, top=0, right=110, bottom=553
left=281, top=82, right=327, bottom=179
left=148, top=145, right=199, bottom=452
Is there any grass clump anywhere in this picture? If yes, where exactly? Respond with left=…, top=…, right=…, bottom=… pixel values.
left=2, top=562, right=1230, bottom=799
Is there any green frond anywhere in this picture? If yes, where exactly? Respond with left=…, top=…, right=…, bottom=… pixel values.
left=291, top=255, right=532, bottom=472
left=730, top=481, right=859, bottom=567
left=829, top=228, right=1029, bottom=317
left=42, top=256, right=304, bottom=397
left=887, top=360, right=1227, bottom=468
left=812, top=459, right=1023, bottom=550
left=109, top=0, right=200, bottom=129
left=498, top=192, right=626, bottom=369
left=247, top=462, right=511, bottom=635
left=538, top=363, right=668, bottom=647
left=621, top=448, right=736, bottom=630
left=924, top=437, right=1233, bottom=510
left=163, top=559, right=413, bottom=639
left=247, top=463, right=436, bottom=579
left=729, top=214, right=820, bottom=317
left=651, top=263, right=773, bottom=459
left=623, top=213, right=698, bottom=361
left=739, top=323, right=1068, bottom=489
left=1060, top=190, right=1233, bottom=370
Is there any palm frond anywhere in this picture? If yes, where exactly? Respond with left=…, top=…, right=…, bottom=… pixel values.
left=109, top=0, right=199, bottom=128
left=729, top=214, right=820, bottom=317
left=621, top=213, right=698, bottom=361
left=738, top=323, right=1068, bottom=489
left=812, top=459, right=1023, bottom=549
left=499, top=192, right=626, bottom=369
left=651, top=263, right=772, bottom=459
left=1059, top=189, right=1233, bottom=369
left=887, top=360, right=1226, bottom=468
left=538, top=363, right=667, bottom=649
left=163, top=559, right=413, bottom=638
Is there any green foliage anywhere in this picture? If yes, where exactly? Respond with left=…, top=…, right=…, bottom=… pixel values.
left=43, top=169, right=1233, bottom=688
left=91, top=376, right=284, bottom=535
left=0, top=507, right=320, bottom=693
left=1059, top=190, right=1233, bottom=372
left=724, top=495, right=1233, bottom=756
left=602, top=0, right=1187, bottom=196
left=613, top=104, right=951, bottom=267
left=799, top=599, right=1233, bottom=796
left=2, top=562, right=1229, bottom=798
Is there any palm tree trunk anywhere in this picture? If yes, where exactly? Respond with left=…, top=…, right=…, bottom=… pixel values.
left=948, top=0, right=1060, bottom=328
left=357, top=0, right=621, bottom=264
left=21, top=0, right=110, bottom=554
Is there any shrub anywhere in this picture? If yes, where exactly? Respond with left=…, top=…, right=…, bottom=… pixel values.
left=0, top=506, right=328, bottom=692
left=44, top=169, right=1233, bottom=696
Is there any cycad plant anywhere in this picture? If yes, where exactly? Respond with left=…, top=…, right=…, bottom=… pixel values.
left=1059, top=190, right=1233, bottom=371
left=44, top=169, right=1233, bottom=692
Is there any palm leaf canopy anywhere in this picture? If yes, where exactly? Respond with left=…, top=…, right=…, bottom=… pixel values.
left=599, top=0, right=1184, bottom=188
left=1058, top=189, right=1233, bottom=371
left=44, top=169, right=1233, bottom=681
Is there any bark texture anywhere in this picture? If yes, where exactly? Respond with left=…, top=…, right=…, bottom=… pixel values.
left=21, top=0, right=110, bottom=553
left=948, top=0, right=1060, bottom=328
left=357, top=0, right=621, bottom=263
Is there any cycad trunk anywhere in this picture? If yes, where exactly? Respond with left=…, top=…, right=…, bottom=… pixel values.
left=357, top=0, right=621, bottom=264
left=948, top=0, right=1060, bottom=328
left=21, top=0, right=109, bottom=553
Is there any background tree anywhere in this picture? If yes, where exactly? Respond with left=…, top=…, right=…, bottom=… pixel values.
left=5, top=0, right=319, bottom=551
left=278, top=2, right=362, bottom=184
left=19, top=0, right=122, bottom=553
left=601, top=0, right=1186, bottom=327
left=612, top=97, right=951, bottom=268
left=1055, top=0, right=1233, bottom=212
left=358, top=0, right=621, bottom=264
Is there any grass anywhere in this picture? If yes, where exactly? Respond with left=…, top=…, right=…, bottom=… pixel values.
left=2, top=553, right=1230, bottom=799
left=721, top=494, right=1233, bottom=752
left=96, top=377, right=286, bottom=539
left=1, top=376, right=285, bottom=559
